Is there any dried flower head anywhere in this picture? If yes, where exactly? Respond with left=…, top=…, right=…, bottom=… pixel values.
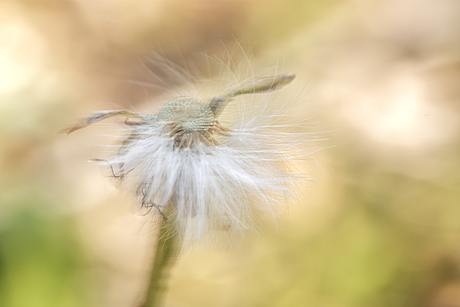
left=66, top=56, right=322, bottom=243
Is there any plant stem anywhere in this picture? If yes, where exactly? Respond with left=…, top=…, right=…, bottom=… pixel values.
left=141, top=205, right=179, bottom=307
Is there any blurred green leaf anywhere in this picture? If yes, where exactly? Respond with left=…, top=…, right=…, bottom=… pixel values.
left=0, top=204, right=92, bottom=307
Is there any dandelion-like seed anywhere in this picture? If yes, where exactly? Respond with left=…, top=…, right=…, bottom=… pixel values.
left=66, top=58, right=322, bottom=306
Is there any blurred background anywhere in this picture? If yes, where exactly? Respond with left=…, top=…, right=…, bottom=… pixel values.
left=2, top=0, right=460, bottom=306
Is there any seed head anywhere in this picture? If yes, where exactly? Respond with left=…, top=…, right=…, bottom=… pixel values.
left=65, top=59, right=321, bottom=244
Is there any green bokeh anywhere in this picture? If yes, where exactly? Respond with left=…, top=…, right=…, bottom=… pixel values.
left=0, top=199, right=92, bottom=307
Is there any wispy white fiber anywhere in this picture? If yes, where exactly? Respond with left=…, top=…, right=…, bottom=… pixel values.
left=68, top=53, right=326, bottom=244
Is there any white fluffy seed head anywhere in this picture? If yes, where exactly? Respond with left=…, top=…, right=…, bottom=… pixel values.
left=76, top=53, right=326, bottom=245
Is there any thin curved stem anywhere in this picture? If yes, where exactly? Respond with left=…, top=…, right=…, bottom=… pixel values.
left=140, top=204, right=179, bottom=307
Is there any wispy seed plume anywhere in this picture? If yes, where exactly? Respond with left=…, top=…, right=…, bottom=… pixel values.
left=66, top=56, right=323, bottom=244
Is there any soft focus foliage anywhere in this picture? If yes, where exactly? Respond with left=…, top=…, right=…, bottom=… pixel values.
left=2, top=0, right=460, bottom=306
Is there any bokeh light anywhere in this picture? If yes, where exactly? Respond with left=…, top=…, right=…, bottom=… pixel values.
left=1, top=1, right=460, bottom=306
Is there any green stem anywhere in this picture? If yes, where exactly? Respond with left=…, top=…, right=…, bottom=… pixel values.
left=141, top=205, right=179, bottom=307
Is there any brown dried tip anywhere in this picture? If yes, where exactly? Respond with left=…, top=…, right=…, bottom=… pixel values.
left=62, top=110, right=153, bottom=134
left=210, top=73, right=296, bottom=117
